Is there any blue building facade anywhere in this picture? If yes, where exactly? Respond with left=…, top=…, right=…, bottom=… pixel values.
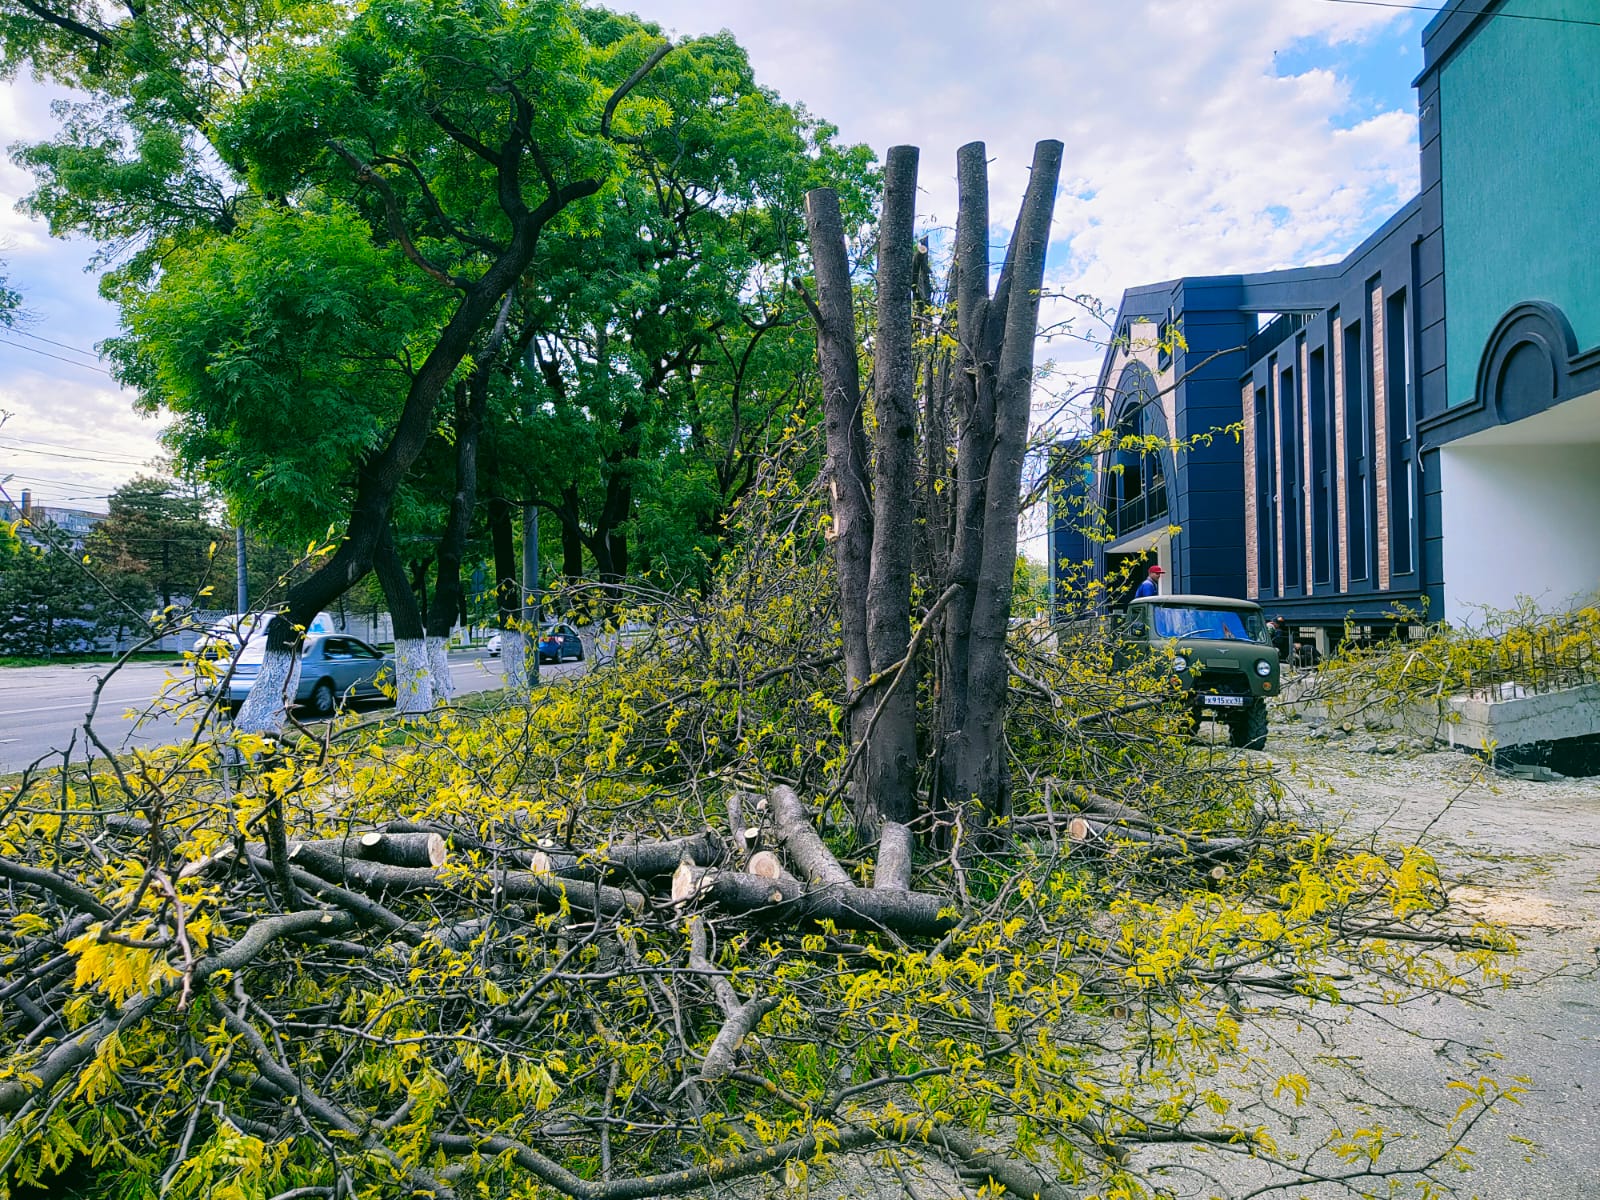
left=1053, top=0, right=1600, bottom=639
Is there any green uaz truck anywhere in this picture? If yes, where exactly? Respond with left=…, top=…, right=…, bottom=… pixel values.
left=1120, top=594, right=1280, bottom=750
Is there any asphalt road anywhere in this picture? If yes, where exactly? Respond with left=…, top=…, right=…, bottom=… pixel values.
left=0, top=649, right=585, bottom=774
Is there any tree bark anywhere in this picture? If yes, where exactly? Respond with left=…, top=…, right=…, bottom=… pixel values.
left=489, top=494, right=530, bottom=691
left=527, top=831, right=724, bottom=882
left=803, top=187, right=873, bottom=720
left=672, top=866, right=955, bottom=938
left=859, top=145, right=922, bottom=830
left=769, top=785, right=852, bottom=887
left=937, top=140, right=1063, bottom=830
left=375, top=524, right=434, bottom=714
left=873, top=821, right=913, bottom=891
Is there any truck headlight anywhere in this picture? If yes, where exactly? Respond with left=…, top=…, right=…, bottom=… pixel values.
left=1173, top=655, right=1188, bottom=673
left=1254, top=659, right=1272, bottom=677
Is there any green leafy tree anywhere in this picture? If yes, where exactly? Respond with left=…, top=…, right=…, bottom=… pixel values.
left=82, top=476, right=227, bottom=610
left=0, top=536, right=99, bottom=655
left=0, top=258, right=18, bottom=325
left=12, top=0, right=678, bottom=728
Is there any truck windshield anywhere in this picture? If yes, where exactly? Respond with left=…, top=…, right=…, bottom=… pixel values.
left=1149, top=606, right=1263, bottom=641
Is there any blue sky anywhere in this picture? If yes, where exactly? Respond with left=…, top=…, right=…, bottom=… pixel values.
left=1, top=0, right=1430, bottom=513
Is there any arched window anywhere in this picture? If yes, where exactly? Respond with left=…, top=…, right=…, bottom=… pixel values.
left=1103, top=363, right=1170, bottom=537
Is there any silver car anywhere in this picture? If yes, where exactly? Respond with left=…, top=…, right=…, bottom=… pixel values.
left=222, top=633, right=394, bottom=716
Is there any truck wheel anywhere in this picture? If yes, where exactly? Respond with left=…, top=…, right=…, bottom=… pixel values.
left=1229, top=699, right=1269, bottom=751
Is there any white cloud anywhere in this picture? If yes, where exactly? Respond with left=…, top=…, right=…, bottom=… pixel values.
left=0, top=0, right=1425, bottom=522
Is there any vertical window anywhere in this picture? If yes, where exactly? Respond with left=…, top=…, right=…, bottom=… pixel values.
left=1278, top=364, right=1301, bottom=590
left=1385, top=289, right=1414, bottom=576
left=1343, top=320, right=1369, bottom=582
left=1309, top=346, right=1331, bottom=587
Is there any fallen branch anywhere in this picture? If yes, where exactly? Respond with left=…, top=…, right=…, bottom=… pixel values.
left=673, top=863, right=956, bottom=938
left=769, top=785, right=852, bottom=887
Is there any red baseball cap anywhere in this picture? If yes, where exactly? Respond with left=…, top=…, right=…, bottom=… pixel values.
left=1148, top=565, right=1164, bottom=575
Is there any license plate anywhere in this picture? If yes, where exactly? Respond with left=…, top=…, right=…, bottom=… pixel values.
left=1202, top=695, right=1248, bottom=708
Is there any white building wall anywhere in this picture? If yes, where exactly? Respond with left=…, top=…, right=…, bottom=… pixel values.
left=1440, top=441, right=1600, bottom=620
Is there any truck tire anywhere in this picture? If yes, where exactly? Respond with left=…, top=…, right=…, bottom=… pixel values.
left=1229, top=699, right=1269, bottom=751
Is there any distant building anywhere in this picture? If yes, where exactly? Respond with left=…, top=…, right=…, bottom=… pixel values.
left=1, top=489, right=108, bottom=550
left=1054, top=0, right=1600, bottom=643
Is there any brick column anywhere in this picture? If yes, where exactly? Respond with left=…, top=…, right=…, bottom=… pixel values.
left=1300, top=338, right=1314, bottom=595
left=1243, top=381, right=1258, bottom=599
left=1333, top=317, right=1349, bottom=591
left=1371, top=283, right=1390, bottom=591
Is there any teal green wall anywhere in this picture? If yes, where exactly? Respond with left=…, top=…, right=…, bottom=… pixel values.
left=1440, top=0, right=1600, bottom=406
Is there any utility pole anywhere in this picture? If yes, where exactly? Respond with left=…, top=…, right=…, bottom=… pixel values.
left=522, top=504, right=541, bottom=686
left=235, top=526, right=248, bottom=613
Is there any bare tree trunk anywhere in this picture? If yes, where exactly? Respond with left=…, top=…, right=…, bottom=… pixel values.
left=936, top=140, right=1063, bottom=830
left=375, top=526, right=434, bottom=715
left=428, top=295, right=512, bottom=701
left=859, top=145, right=922, bottom=830
left=802, top=188, right=873, bottom=723
left=490, top=495, right=529, bottom=691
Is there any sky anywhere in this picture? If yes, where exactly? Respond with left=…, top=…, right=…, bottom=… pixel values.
left=0, top=0, right=1427, bottom=519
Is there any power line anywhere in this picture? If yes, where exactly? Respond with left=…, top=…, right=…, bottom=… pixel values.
left=0, top=335, right=116, bottom=376
left=0, top=440, right=154, bottom=466
left=0, top=438, right=152, bottom=464
left=5, top=327, right=106, bottom=363
left=1313, top=0, right=1600, bottom=28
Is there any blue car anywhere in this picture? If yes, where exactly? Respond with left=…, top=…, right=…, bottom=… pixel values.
left=537, top=622, right=585, bottom=664
left=221, top=633, right=394, bottom=716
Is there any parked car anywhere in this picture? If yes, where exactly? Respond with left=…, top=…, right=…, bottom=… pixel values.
left=537, top=622, right=584, bottom=664
left=484, top=625, right=584, bottom=663
left=219, top=632, right=393, bottom=717
left=1117, top=594, right=1279, bottom=750
left=197, top=611, right=335, bottom=660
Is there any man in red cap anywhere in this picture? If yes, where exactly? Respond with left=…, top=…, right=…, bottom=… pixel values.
left=1134, top=563, right=1164, bottom=599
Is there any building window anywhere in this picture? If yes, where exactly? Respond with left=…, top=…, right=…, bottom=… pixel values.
left=1278, top=363, right=1302, bottom=591
left=1309, top=345, right=1332, bottom=588
left=1255, top=385, right=1275, bottom=594
left=1343, top=319, right=1369, bottom=583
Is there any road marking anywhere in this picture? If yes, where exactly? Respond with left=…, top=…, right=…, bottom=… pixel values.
left=0, top=702, right=106, bottom=717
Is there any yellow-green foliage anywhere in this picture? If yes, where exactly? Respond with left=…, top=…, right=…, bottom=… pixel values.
left=0, top=456, right=1519, bottom=1200
left=1305, top=598, right=1600, bottom=721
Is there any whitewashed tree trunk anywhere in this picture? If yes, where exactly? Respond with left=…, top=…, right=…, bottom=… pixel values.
left=501, top=629, right=531, bottom=692
left=427, top=636, right=454, bottom=701
left=235, top=647, right=300, bottom=735
left=393, top=638, right=434, bottom=715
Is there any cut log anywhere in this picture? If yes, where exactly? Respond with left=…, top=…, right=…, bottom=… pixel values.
left=356, top=831, right=446, bottom=868
left=874, top=821, right=913, bottom=891
left=527, top=831, right=723, bottom=883
left=747, top=851, right=786, bottom=882
left=287, top=843, right=644, bottom=916
left=1062, top=816, right=1252, bottom=863
left=768, top=785, right=852, bottom=887
left=682, top=868, right=956, bottom=938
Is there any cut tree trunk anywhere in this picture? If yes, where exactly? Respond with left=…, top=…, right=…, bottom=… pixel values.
left=859, top=145, right=922, bottom=831
left=874, top=821, right=913, bottom=891
left=671, top=864, right=955, bottom=939
left=526, top=831, right=724, bottom=882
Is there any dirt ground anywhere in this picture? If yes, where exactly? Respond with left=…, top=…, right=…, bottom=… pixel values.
left=805, top=716, right=1600, bottom=1200
left=1185, top=717, right=1600, bottom=1200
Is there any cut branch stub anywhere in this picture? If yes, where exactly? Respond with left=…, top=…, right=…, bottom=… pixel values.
left=873, top=821, right=913, bottom=891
